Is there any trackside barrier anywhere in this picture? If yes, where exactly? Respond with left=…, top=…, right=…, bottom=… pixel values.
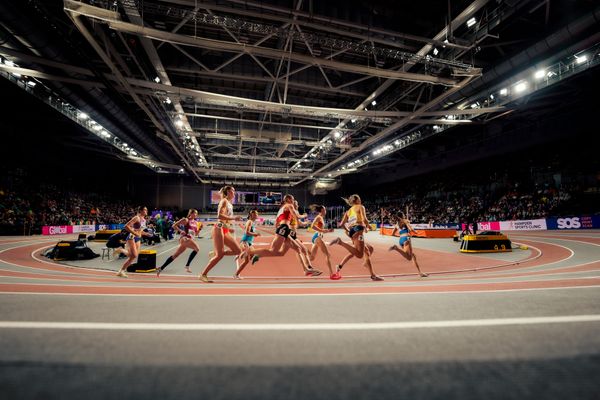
left=43, top=224, right=125, bottom=236
left=380, top=224, right=458, bottom=238
left=461, top=219, right=547, bottom=232
left=546, top=215, right=600, bottom=230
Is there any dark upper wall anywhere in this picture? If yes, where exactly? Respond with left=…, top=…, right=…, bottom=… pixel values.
left=342, top=81, right=600, bottom=191
left=130, top=175, right=316, bottom=210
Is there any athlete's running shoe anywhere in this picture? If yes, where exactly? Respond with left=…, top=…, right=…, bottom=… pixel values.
left=306, top=268, right=323, bottom=276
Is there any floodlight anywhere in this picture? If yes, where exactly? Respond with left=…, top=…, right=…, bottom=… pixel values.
left=515, top=82, right=527, bottom=92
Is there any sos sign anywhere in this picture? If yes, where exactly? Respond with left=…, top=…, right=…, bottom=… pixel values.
left=556, top=217, right=581, bottom=229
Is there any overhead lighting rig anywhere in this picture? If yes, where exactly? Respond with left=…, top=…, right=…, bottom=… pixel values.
left=125, top=1, right=476, bottom=73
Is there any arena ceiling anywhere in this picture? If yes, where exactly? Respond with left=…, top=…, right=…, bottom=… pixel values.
left=0, top=0, right=598, bottom=187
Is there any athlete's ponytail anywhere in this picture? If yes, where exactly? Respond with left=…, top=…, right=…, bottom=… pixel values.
left=310, top=204, right=324, bottom=213
left=341, top=194, right=361, bottom=206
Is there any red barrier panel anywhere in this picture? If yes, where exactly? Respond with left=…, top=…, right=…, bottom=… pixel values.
left=380, top=226, right=456, bottom=238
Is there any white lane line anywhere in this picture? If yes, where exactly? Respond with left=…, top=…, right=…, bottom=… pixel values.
left=1, top=315, right=600, bottom=331
left=1, top=284, right=600, bottom=297
left=0, top=240, right=56, bottom=255
left=157, top=244, right=180, bottom=256
left=515, top=235, right=600, bottom=246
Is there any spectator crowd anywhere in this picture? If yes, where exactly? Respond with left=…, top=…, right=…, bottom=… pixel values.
left=0, top=185, right=138, bottom=235
left=1, top=164, right=597, bottom=235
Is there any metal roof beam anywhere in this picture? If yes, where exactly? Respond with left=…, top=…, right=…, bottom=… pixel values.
left=66, top=2, right=461, bottom=86
left=198, top=131, right=351, bottom=149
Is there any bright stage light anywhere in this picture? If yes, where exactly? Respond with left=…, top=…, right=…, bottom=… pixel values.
left=515, top=82, right=527, bottom=93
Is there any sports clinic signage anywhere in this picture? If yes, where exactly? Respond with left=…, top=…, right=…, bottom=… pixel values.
left=499, top=219, right=547, bottom=231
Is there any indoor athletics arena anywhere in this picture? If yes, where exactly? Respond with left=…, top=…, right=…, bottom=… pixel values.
left=1, top=1, right=599, bottom=399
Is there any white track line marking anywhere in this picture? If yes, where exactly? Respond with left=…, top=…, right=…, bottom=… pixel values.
left=157, top=244, right=180, bottom=256
left=0, top=240, right=56, bottom=255
left=1, top=315, right=600, bottom=331
left=510, top=235, right=600, bottom=246
left=1, top=284, right=600, bottom=297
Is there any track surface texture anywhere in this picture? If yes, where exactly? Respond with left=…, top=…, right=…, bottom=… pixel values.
left=1, top=229, right=599, bottom=399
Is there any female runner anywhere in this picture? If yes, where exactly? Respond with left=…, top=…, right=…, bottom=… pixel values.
left=116, top=206, right=149, bottom=278
left=288, top=201, right=321, bottom=276
left=199, top=186, right=242, bottom=283
left=234, top=209, right=260, bottom=279
left=389, top=215, right=428, bottom=277
left=156, top=209, right=201, bottom=277
left=239, top=195, right=319, bottom=276
left=329, top=195, right=383, bottom=281
left=309, top=204, right=340, bottom=280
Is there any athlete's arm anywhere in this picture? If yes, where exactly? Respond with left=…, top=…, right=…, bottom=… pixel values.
left=338, top=211, right=348, bottom=228
left=217, top=200, right=241, bottom=221
left=360, top=206, right=371, bottom=231
left=310, top=216, right=325, bottom=233
left=289, top=204, right=304, bottom=219
left=172, top=217, right=187, bottom=235
left=124, top=216, right=139, bottom=235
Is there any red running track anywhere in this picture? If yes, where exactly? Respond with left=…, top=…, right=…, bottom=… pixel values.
left=0, top=231, right=598, bottom=295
